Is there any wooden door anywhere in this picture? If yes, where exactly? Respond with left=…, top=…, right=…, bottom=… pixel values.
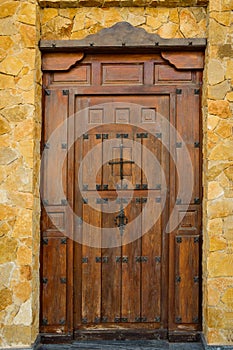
left=40, top=52, right=203, bottom=341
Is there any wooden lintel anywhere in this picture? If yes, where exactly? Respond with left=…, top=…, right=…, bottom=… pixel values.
left=42, top=52, right=84, bottom=71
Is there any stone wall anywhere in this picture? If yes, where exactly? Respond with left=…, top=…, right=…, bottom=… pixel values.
left=0, top=0, right=41, bottom=347
left=202, top=0, right=233, bottom=345
left=40, top=6, right=207, bottom=40
left=0, top=0, right=233, bottom=347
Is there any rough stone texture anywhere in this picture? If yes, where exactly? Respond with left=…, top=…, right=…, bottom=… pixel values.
left=202, top=0, right=233, bottom=345
left=40, top=6, right=207, bottom=39
left=38, top=0, right=208, bottom=7
left=0, top=0, right=41, bottom=348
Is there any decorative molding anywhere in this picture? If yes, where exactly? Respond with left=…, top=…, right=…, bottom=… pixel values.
left=38, top=0, right=208, bottom=8
left=42, top=52, right=84, bottom=71
left=40, top=22, right=206, bottom=53
left=161, top=51, right=205, bottom=69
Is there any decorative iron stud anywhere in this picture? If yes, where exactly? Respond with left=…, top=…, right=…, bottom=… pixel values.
left=116, top=256, right=121, bottom=263
left=176, top=142, right=182, bottom=148
left=82, top=257, right=88, bottom=263
left=142, top=184, right=148, bottom=189
left=121, top=317, right=128, bottom=322
left=155, top=197, right=161, bottom=203
left=193, top=316, right=199, bottom=323
left=42, top=199, right=49, bottom=206
left=194, top=236, right=200, bottom=243
left=61, top=199, right=67, bottom=206
left=176, top=198, right=182, bottom=205
left=94, top=317, right=100, bottom=323
left=194, top=141, right=200, bottom=148
left=194, top=197, right=200, bottom=204
left=155, top=256, right=161, bottom=263
left=176, top=89, right=182, bottom=94
left=96, top=257, right=101, bottom=263
left=103, top=184, right=108, bottom=190
left=60, top=277, right=67, bottom=284
left=44, top=143, right=50, bottom=149
left=42, top=238, right=48, bottom=245
left=83, top=198, right=88, bottom=204
left=103, top=134, right=108, bottom=139
left=122, top=256, right=128, bottom=263
left=96, top=184, right=101, bottom=191
left=62, top=90, right=69, bottom=95
left=96, top=134, right=101, bottom=139
left=194, top=276, right=199, bottom=283
left=155, top=133, right=162, bottom=139
left=42, top=277, right=48, bottom=284
left=45, top=89, right=50, bottom=96
left=115, top=317, right=120, bottom=323
left=83, top=184, right=88, bottom=191
left=194, top=89, right=200, bottom=95
left=61, top=238, right=67, bottom=244
left=82, top=317, right=88, bottom=323
left=155, top=184, right=161, bottom=190
left=61, top=143, right=67, bottom=149
left=155, top=316, right=161, bottom=322
left=176, top=276, right=181, bottom=283
left=83, top=134, right=89, bottom=139
left=42, top=318, right=48, bottom=325
left=176, top=237, right=182, bottom=243
left=135, top=184, right=141, bottom=189
left=102, top=316, right=108, bottom=323
left=59, top=318, right=66, bottom=325
left=175, top=316, right=182, bottom=323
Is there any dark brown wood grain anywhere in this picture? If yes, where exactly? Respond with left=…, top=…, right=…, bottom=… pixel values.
left=41, top=51, right=203, bottom=340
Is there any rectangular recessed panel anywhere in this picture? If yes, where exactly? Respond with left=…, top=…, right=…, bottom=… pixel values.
left=47, top=212, right=65, bottom=231
left=158, top=65, right=192, bottom=82
left=115, top=108, right=130, bottom=123
left=89, top=108, right=103, bottom=124
left=102, top=64, right=143, bottom=85
left=178, top=210, right=198, bottom=229
left=141, top=108, right=156, bottom=123
left=54, top=65, right=91, bottom=84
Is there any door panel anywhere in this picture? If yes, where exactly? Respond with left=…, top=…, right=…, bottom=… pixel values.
left=41, top=52, right=203, bottom=340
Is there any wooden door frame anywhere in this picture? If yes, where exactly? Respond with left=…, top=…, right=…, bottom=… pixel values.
left=40, top=21, right=206, bottom=343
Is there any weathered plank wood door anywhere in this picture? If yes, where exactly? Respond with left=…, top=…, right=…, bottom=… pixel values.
left=40, top=49, right=203, bottom=341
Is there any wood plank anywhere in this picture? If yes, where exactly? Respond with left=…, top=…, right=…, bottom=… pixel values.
left=101, top=201, right=122, bottom=323
left=42, top=89, right=68, bottom=206
left=82, top=198, right=102, bottom=324
left=174, top=235, right=200, bottom=324
left=41, top=237, right=67, bottom=327
left=122, top=198, right=141, bottom=322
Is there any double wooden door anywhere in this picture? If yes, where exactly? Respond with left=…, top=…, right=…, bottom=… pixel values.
left=41, top=52, right=202, bottom=341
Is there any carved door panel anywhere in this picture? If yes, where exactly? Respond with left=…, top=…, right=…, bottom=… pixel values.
left=41, top=50, right=203, bottom=340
